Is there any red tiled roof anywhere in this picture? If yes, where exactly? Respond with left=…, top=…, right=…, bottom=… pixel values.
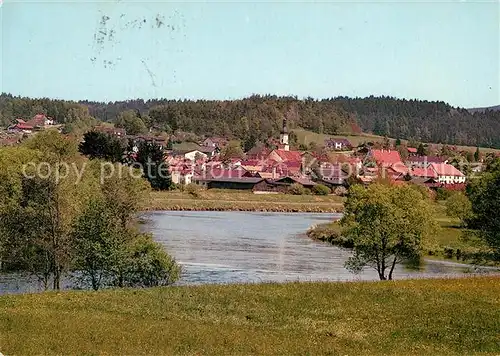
left=430, top=163, right=465, bottom=177
left=411, top=167, right=438, bottom=178
left=271, top=149, right=302, bottom=162
left=370, top=149, right=402, bottom=166
left=407, top=147, right=417, bottom=153
left=14, top=123, right=34, bottom=130
left=389, top=162, right=410, bottom=174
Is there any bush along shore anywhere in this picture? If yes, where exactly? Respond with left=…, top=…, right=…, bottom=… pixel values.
left=147, top=190, right=345, bottom=213
left=145, top=202, right=344, bottom=213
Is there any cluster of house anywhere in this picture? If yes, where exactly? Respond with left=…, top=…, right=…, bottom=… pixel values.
left=1, top=114, right=471, bottom=193
left=0, top=114, right=59, bottom=147
left=7, top=114, right=57, bottom=134
left=163, top=119, right=468, bottom=193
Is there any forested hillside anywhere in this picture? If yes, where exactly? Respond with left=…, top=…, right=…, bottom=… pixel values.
left=1, top=93, right=499, bottom=148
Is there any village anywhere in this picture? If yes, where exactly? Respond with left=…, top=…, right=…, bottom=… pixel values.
left=1, top=113, right=483, bottom=196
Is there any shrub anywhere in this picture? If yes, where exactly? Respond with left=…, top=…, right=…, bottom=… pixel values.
left=287, top=183, right=306, bottom=195
left=307, top=222, right=353, bottom=248
left=436, top=187, right=454, bottom=201
left=312, top=184, right=331, bottom=195
left=122, top=234, right=181, bottom=287
left=185, top=183, right=202, bottom=198
left=334, top=186, right=348, bottom=196
left=445, top=192, right=472, bottom=225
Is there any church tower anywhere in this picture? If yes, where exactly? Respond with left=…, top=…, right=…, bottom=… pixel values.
left=280, top=118, right=289, bottom=151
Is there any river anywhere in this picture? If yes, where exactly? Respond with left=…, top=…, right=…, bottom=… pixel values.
left=0, top=211, right=486, bottom=294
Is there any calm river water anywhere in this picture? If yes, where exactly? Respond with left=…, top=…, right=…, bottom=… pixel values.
left=0, top=211, right=486, bottom=294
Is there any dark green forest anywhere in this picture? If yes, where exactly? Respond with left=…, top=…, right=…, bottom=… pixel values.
left=1, top=93, right=499, bottom=148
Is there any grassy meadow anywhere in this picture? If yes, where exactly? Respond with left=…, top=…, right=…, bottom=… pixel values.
left=1, top=276, right=499, bottom=355
left=148, top=189, right=345, bottom=212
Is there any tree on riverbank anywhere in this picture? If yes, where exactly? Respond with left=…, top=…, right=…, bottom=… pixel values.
left=341, top=183, right=438, bottom=280
left=466, top=159, right=500, bottom=262
left=0, top=131, right=180, bottom=290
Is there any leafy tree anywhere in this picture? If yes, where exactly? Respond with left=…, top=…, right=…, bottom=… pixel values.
left=312, top=184, right=331, bottom=195
left=1, top=132, right=96, bottom=289
left=474, top=147, right=481, bottom=162
left=79, top=131, right=126, bottom=162
left=219, top=141, right=245, bottom=163
left=445, top=192, right=472, bottom=226
left=136, top=141, right=172, bottom=190
left=122, top=233, right=181, bottom=287
left=341, top=184, right=437, bottom=280
left=417, top=143, right=427, bottom=156
left=466, top=161, right=500, bottom=261
left=116, top=110, right=147, bottom=135
left=243, top=133, right=257, bottom=152
left=395, top=138, right=402, bottom=146
left=287, top=183, right=307, bottom=195
left=382, top=136, right=391, bottom=149
left=71, top=199, right=123, bottom=290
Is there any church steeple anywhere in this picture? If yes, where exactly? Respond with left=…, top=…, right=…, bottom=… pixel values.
left=280, top=117, right=289, bottom=151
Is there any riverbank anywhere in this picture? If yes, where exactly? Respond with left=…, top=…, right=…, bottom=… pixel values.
left=147, top=189, right=345, bottom=213
left=1, top=276, right=499, bottom=355
left=307, top=202, right=490, bottom=263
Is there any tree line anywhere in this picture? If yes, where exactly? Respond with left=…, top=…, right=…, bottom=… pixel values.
left=0, top=130, right=180, bottom=291
left=1, top=93, right=499, bottom=148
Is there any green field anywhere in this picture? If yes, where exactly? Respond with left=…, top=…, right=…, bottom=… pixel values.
left=1, top=277, right=499, bottom=355
left=148, top=189, right=345, bottom=212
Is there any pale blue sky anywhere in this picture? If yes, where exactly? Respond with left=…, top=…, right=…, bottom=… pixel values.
left=1, top=0, right=499, bottom=107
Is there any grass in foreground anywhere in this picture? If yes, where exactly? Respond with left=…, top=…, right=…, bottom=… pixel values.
left=1, top=277, right=499, bottom=355
left=148, top=189, right=345, bottom=212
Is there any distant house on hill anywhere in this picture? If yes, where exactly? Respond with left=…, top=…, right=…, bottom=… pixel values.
left=324, top=138, right=352, bottom=151
left=8, top=114, right=56, bottom=134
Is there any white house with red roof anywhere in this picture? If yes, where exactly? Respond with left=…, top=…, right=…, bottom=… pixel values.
left=429, top=163, right=466, bottom=184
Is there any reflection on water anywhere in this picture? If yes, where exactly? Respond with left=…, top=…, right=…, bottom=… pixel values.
left=145, top=211, right=477, bottom=285
left=0, top=211, right=489, bottom=294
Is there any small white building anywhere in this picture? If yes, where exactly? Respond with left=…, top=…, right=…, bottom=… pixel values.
left=171, top=170, right=194, bottom=185
left=184, top=150, right=208, bottom=161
